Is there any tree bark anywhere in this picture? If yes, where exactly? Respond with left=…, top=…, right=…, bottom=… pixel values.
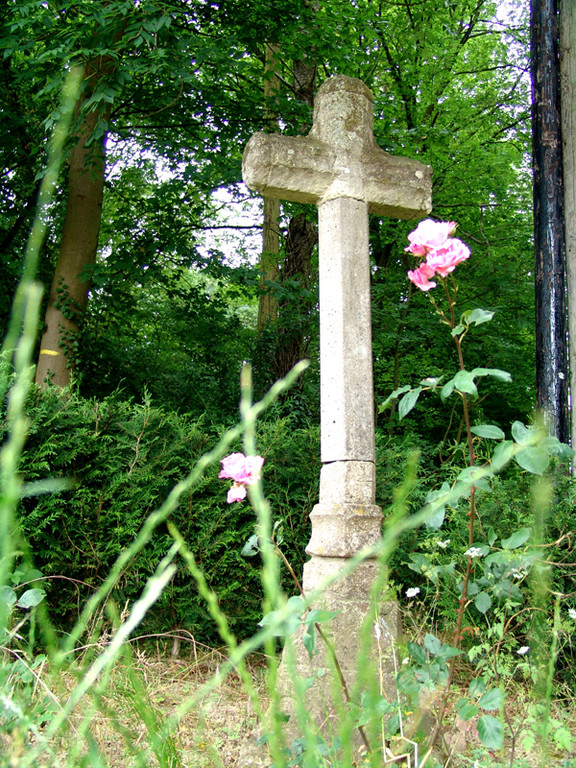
left=530, top=0, right=569, bottom=441
left=35, top=62, right=111, bottom=387
left=273, top=213, right=317, bottom=380
left=257, top=43, right=282, bottom=334
left=560, top=0, right=576, bottom=448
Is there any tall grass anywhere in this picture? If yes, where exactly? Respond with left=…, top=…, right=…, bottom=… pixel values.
left=1, top=72, right=573, bottom=768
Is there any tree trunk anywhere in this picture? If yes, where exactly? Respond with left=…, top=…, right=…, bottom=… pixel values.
left=530, top=0, right=569, bottom=441
left=560, top=0, right=576, bottom=449
left=257, top=43, right=281, bottom=334
left=273, top=213, right=317, bottom=380
left=269, top=53, right=317, bottom=381
left=35, top=64, right=111, bottom=388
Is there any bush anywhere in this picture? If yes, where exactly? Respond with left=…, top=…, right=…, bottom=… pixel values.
left=8, top=386, right=320, bottom=644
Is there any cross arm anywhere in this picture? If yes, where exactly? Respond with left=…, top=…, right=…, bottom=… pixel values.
left=242, top=132, right=335, bottom=206
left=243, top=130, right=432, bottom=219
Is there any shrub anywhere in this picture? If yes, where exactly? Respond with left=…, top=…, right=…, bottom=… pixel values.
left=8, top=386, right=320, bottom=644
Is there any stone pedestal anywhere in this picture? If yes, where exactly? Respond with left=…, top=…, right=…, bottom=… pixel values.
left=238, top=567, right=400, bottom=768
left=273, top=559, right=399, bottom=752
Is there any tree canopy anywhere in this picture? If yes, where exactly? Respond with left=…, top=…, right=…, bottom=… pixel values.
left=1, top=0, right=535, bottom=433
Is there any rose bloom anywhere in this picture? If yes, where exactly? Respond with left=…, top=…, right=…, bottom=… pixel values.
left=405, top=219, right=456, bottom=255
left=219, top=453, right=264, bottom=484
left=227, top=482, right=247, bottom=503
left=407, top=262, right=437, bottom=291
left=426, top=238, right=470, bottom=277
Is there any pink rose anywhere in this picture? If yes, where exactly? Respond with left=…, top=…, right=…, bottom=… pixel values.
left=406, top=219, right=456, bottom=255
left=407, top=262, right=437, bottom=292
left=220, top=453, right=264, bottom=503
left=227, top=482, right=247, bottom=503
left=426, top=238, right=470, bottom=277
left=219, top=452, right=248, bottom=481
left=219, top=453, right=264, bottom=483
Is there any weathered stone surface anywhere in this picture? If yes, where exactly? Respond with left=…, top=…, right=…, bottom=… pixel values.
left=243, top=76, right=432, bottom=217
left=319, top=460, right=375, bottom=505
left=275, top=597, right=401, bottom=752
left=239, top=75, right=433, bottom=765
left=317, top=196, right=374, bottom=463
left=302, top=557, right=383, bottom=598
left=306, top=503, right=383, bottom=557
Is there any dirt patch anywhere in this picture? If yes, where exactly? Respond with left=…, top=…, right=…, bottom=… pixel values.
left=67, top=648, right=269, bottom=768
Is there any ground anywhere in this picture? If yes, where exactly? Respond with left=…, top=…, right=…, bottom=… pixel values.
left=6, top=643, right=575, bottom=767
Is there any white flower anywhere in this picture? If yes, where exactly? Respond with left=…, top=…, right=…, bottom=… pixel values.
left=568, top=608, right=576, bottom=620
left=437, top=539, right=451, bottom=549
left=405, top=587, right=421, bottom=598
left=517, top=646, right=530, bottom=655
left=465, top=547, right=483, bottom=559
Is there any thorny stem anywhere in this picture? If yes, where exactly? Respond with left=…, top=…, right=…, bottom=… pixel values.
left=272, top=535, right=372, bottom=754
left=440, top=276, right=476, bottom=645
left=429, top=278, right=478, bottom=750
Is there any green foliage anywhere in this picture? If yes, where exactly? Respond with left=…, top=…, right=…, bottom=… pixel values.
left=5, top=385, right=320, bottom=643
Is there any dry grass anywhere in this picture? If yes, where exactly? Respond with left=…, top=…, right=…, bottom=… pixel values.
left=4, top=638, right=576, bottom=768
left=64, top=646, right=269, bottom=768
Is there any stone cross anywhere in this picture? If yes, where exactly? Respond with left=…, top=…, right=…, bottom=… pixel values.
left=240, top=76, right=432, bottom=759
left=243, top=75, right=432, bottom=573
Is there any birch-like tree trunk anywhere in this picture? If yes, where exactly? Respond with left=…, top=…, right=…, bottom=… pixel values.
left=35, top=60, right=111, bottom=387
left=560, top=0, right=576, bottom=448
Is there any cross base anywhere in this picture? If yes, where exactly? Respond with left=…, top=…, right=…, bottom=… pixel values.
left=306, top=503, right=383, bottom=557
left=237, top=559, right=400, bottom=767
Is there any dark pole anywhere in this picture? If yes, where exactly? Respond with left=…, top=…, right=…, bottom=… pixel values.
left=530, top=0, right=569, bottom=442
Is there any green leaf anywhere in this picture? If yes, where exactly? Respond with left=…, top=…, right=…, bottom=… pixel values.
left=424, top=633, right=442, bottom=656
left=241, top=534, right=259, bottom=557
left=471, top=424, right=505, bottom=440
left=423, top=482, right=450, bottom=529
left=457, top=702, right=479, bottom=721
left=407, top=642, right=428, bottom=666
left=491, top=440, right=514, bottom=472
left=464, top=308, right=494, bottom=325
left=540, top=436, right=574, bottom=460
left=453, top=370, right=478, bottom=397
left=478, top=688, right=506, bottom=711
left=474, top=592, right=492, bottom=614
left=454, top=465, right=492, bottom=493
left=552, top=725, right=572, bottom=752
left=477, top=714, right=504, bottom=749
left=471, top=367, right=512, bottom=382
left=398, top=387, right=422, bottom=420
left=302, top=623, right=317, bottom=659
left=451, top=323, right=465, bottom=336
left=379, top=385, right=411, bottom=411
left=0, top=586, right=17, bottom=607
left=511, top=421, right=534, bottom=446
left=440, top=377, right=456, bottom=401
left=258, top=596, right=305, bottom=636
left=419, top=376, right=442, bottom=388
left=501, top=527, right=531, bottom=549
left=469, top=677, right=487, bottom=697
left=305, top=609, right=340, bottom=626
left=22, top=569, right=44, bottom=583
left=515, top=446, right=549, bottom=475
left=424, top=502, right=446, bottom=530
left=16, top=588, right=45, bottom=609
